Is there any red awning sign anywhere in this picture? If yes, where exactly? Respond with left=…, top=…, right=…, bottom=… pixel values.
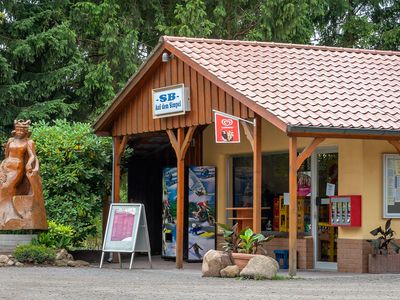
left=214, top=111, right=240, bottom=143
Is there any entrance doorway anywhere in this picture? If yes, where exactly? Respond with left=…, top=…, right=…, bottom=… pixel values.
left=311, top=148, right=339, bottom=270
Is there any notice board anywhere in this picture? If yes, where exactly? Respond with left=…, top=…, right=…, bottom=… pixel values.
left=384, top=154, right=400, bottom=218
left=102, top=203, right=150, bottom=253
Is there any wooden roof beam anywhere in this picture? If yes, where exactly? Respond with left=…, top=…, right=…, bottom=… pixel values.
left=388, top=140, right=400, bottom=154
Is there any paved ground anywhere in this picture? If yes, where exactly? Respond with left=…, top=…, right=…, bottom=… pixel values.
left=1, top=256, right=400, bottom=299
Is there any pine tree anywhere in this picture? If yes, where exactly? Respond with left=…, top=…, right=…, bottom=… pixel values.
left=0, top=0, right=83, bottom=133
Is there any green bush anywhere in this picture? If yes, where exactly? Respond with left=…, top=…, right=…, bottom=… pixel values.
left=32, top=120, right=112, bottom=245
left=14, top=244, right=56, bottom=264
left=34, top=221, right=74, bottom=250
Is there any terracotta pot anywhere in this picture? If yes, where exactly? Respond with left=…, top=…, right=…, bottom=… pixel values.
left=231, top=252, right=256, bottom=271
left=368, top=253, right=400, bottom=273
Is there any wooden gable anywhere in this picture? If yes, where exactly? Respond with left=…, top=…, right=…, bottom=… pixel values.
left=111, top=56, right=254, bottom=137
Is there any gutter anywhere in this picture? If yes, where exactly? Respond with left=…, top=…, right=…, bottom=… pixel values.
left=287, top=125, right=400, bottom=137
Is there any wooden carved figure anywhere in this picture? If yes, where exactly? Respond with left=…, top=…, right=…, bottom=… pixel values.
left=0, top=120, right=47, bottom=230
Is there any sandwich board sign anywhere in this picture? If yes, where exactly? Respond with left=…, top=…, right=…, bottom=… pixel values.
left=100, top=203, right=152, bottom=269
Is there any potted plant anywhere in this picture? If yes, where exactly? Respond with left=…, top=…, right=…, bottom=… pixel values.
left=367, top=219, right=400, bottom=273
left=218, top=223, right=273, bottom=270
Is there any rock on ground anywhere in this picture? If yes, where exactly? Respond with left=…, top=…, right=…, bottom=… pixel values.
left=0, top=254, right=10, bottom=264
left=56, top=249, right=69, bottom=261
left=67, top=260, right=90, bottom=267
left=202, top=250, right=232, bottom=277
left=240, top=255, right=279, bottom=280
left=220, top=265, right=240, bottom=278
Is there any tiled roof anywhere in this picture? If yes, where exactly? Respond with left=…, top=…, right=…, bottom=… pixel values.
left=164, top=36, right=400, bottom=132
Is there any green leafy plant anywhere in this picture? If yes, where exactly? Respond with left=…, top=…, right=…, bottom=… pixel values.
left=218, top=223, right=243, bottom=253
left=238, top=228, right=273, bottom=255
left=218, top=223, right=273, bottom=254
left=32, top=120, right=112, bottom=245
left=14, top=244, right=56, bottom=264
left=367, top=219, right=400, bottom=255
left=33, top=221, right=74, bottom=250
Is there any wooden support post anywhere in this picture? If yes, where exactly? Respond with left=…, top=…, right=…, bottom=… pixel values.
left=253, top=115, right=262, bottom=233
left=388, top=140, right=400, bottom=154
left=113, top=136, right=128, bottom=203
left=176, top=128, right=185, bottom=270
left=288, top=137, right=298, bottom=277
left=288, top=137, right=325, bottom=277
left=166, top=126, right=197, bottom=269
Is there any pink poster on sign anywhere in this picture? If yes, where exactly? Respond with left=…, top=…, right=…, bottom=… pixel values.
left=110, top=210, right=135, bottom=241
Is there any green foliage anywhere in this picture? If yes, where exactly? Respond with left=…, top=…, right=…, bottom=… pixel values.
left=314, top=0, right=400, bottom=50
left=368, top=219, right=400, bottom=255
left=34, top=220, right=74, bottom=250
left=31, top=120, right=112, bottom=245
left=238, top=228, right=273, bottom=255
left=14, top=244, right=56, bottom=264
left=157, top=0, right=215, bottom=37
left=218, top=223, right=242, bottom=253
left=218, top=223, right=273, bottom=254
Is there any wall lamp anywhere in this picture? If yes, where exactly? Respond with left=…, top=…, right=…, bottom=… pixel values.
left=162, top=52, right=175, bottom=62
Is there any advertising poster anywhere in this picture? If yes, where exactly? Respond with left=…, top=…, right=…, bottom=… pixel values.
left=297, top=171, right=311, bottom=197
left=111, top=211, right=135, bottom=241
left=103, top=205, right=138, bottom=252
left=162, top=167, right=178, bottom=258
left=187, top=166, right=216, bottom=261
left=214, top=111, right=240, bottom=143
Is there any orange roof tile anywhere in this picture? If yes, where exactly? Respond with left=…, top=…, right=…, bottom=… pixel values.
left=164, top=36, right=400, bottom=132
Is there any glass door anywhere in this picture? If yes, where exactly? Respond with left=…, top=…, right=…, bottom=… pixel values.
left=311, top=148, right=339, bottom=270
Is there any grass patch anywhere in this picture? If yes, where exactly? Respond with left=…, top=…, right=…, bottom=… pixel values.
left=271, top=274, right=295, bottom=280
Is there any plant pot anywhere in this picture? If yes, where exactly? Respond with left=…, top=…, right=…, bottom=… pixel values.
left=231, top=252, right=256, bottom=271
left=0, top=234, right=37, bottom=253
left=368, top=253, right=400, bottom=273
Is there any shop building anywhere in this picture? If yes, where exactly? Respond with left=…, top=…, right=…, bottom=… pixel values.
left=94, top=36, right=400, bottom=275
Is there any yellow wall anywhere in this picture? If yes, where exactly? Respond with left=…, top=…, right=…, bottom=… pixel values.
left=203, top=119, right=400, bottom=240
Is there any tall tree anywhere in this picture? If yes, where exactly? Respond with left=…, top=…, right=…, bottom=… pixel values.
left=314, top=0, right=400, bottom=50
left=0, top=0, right=82, bottom=134
left=209, top=0, right=324, bottom=43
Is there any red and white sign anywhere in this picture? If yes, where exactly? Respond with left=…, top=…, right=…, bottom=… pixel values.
left=214, top=111, right=240, bottom=143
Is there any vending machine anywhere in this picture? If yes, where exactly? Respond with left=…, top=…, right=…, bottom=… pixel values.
left=161, top=167, right=177, bottom=259
left=187, top=166, right=216, bottom=262
left=329, top=195, right=361, bottom=227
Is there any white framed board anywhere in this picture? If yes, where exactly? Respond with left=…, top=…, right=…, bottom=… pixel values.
left=383, top=154, right=400, bottom=218
left=100, top=203, right=151, bottom=269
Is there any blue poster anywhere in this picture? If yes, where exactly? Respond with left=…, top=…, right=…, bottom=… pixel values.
left=162, top=167, right=177, bottom=258
left=187, top=166, right=216, bottom=261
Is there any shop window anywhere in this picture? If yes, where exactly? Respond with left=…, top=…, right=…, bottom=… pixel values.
left=232, top=153, right=311, bottom=234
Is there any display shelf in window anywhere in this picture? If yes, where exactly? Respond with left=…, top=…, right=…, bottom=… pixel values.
left=329, top=195, right=361, bottom=227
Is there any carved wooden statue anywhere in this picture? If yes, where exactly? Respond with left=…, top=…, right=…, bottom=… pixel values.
left=0, top=120, right=47, bottom=230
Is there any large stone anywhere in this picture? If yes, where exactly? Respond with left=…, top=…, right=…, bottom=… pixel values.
left=56, top=249, right=68, bottom=261
left=15, top=262, right=24, bottom=267
left=202, top=250, right=232, bottom=277
left=220, top=265, right=240, bottom=278
left=67, top=260, right=90, bottom=267
left=240, top=255, right=279, bottom=280
left=55, top=259, right=69, bottom=267
left=7, top=260, right=14, bottom=266
left=0, top=255, right=9, bottom=264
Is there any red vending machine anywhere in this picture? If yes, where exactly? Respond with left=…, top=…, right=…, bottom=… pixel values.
left=329, top=195, right=361, bottom=227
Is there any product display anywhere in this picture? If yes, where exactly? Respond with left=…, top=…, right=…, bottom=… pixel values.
left=187, top=166, right=216, bottom=262
left=329, top=195, right=361, bottom=227
left=162, top=167, right=177, bottom=258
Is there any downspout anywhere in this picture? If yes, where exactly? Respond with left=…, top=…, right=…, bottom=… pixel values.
left=108, top=139, right=116, bottom=262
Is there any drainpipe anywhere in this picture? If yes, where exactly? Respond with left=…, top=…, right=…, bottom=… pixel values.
left=108, top=139, right=115, bottom=262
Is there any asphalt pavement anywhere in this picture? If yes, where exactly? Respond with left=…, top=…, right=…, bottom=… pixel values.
left=0, top=256, right=399, bottom=300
